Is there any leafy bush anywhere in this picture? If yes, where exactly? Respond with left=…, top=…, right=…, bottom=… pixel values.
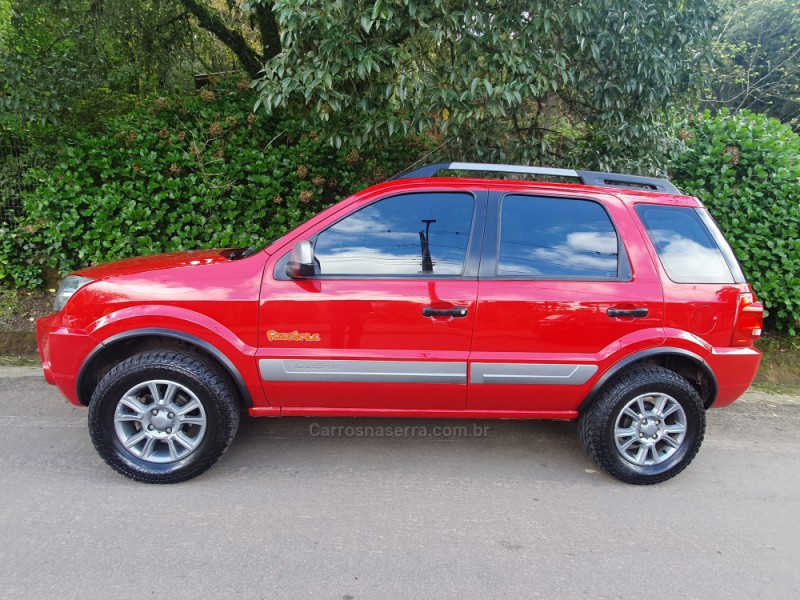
left=1, top=83, right=427, bottom=286
left=670, top=109, right=800, bottom=334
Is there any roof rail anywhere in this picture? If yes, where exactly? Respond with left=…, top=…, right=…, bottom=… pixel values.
left=393, top=162, right=680, bottom=194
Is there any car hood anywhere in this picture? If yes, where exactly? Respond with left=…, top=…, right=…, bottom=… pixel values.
left=75, top=249, right=234, bottom=280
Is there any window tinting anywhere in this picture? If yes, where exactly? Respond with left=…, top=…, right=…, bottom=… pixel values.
left=498, top=195, right=620, bottom=278
left=635, top=204, right=735, bottom=283
left=313, top=192, right=474, bottom=276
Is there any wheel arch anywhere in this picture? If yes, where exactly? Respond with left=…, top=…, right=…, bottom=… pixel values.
left=76, top=328, right=254, bottom=409
left=578, top=347, right=718, bottom=414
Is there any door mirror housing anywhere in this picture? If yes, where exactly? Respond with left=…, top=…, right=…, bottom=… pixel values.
left=286, top=240, right=316, bottom=279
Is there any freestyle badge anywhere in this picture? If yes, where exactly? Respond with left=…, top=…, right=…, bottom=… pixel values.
left=267, top=329, right=321, bottom=342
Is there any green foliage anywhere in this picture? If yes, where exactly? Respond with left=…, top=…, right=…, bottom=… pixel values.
left=252, top=0, right=717, bottom=174
left=0, top=0, right=11, bottom=48
left=0, top=5, right=92, bottom=130
left=0, top=224, right=44, bottom=287
left=0, top=0, right=241, bottom=133
left=706, top=0, right=800, bottom=126
left=0, top=84, right=426, bottom=285
left=670, top=109, right=800, bottom=334
left=0, top=0, right=238, bottom=254
left=64, top=89, right=139, bottom=135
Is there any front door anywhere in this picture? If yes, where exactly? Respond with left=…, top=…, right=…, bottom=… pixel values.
left=257, top=190, right=485, bottom=410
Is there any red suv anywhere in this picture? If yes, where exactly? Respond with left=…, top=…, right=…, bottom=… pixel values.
left=36, top=162, right=763, bottom=484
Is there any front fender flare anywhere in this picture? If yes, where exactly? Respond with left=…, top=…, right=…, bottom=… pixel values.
left=77, top=328, right=255, bottom=407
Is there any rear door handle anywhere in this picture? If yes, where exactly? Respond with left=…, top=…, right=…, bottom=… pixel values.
left=422, top=306, right=469, bottom=318
left=607, top=307, right=649, bottom=318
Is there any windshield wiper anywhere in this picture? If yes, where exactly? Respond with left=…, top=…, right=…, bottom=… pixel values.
left=228, top=246, right=255, bottom=260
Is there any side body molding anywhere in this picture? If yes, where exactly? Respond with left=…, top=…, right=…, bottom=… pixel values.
left=470, top=363, right=597, bottom=385
left=260, top=359, right=467, bottom=384
left=259, top=359, right=599, bottom=386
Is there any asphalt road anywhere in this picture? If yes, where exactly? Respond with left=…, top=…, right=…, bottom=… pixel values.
left=1, top=368, right=798, bottom=599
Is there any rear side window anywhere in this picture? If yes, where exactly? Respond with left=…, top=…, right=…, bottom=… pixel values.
left=635, top=204, right=741, bottom=284
left=498, top=195, right=625, bottom=279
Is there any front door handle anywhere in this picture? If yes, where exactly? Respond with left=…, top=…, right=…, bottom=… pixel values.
left=422, top=306, right=469, bottom=318
left=607, top=307, right=649, bottom=318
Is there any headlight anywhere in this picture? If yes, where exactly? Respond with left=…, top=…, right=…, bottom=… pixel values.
left=53, top=276, right=94, bottom=312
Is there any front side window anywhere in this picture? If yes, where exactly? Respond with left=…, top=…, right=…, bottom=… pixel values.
left=498, top=195, right=622, bottom=279
left=635, top=204, right=737, bottom=284
left=313, top=192, right=474, bottom=277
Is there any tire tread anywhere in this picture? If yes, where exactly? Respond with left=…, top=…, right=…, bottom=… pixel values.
left=88, top=350, right=240, bottom=483
left=579, top=365, right=705, bottom=485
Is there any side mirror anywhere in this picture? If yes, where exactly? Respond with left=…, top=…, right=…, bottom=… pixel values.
left=286, top=240, right=316, bottom=279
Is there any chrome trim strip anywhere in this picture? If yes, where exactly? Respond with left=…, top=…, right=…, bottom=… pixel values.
left=259, top=359, right=467, bottom=384
left=470, top=363, right=598, bottom=385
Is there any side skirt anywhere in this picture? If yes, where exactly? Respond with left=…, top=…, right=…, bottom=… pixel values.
left=249, top=407, right=578, bottom=420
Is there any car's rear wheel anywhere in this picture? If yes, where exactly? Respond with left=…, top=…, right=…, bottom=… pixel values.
left=579, top=365, right=705, bottom=485
left=88, top=350, right=240, bottom=483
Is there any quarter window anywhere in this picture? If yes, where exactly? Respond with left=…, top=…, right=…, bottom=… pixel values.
left=636, top=204, right=736, bottom=283
left=313, top=192, right=474, bottom=277
left=498, top=195, right=622, bottom=279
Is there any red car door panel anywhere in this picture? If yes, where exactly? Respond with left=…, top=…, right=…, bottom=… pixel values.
left=257, top=189, right=486, bottom=409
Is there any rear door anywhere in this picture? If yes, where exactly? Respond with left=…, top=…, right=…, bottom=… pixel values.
left=468, top=190, right=665, bottom=414
left=257, top=189, right=486, bottom=410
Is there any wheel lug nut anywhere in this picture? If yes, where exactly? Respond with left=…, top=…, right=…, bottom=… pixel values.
left=639, top=433, right=644, bottom=438
left=641, top=420, right=647, bottom=425
left=168, top=412, right=174, bottom=418
left=652, top=434, right=658, bottom=439
left=148, top=425, right=154, bottom=431
left=166, top=427, right=172, bottom=434
left=152, top=409, right=158, bottom=415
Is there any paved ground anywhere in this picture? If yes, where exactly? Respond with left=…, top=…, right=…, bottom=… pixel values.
left=1, top=369, right=798, bottom=599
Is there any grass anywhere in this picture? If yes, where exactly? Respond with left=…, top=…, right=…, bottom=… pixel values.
left=754, top=332, right=800, bottom=387
left=0, top=287, right=23, bottom=321
left=0, top=355, right=41, bottom=367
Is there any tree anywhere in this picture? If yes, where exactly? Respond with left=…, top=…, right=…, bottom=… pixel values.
left=0, top=0, right=242, bottom=227
left=705, top=0, right=800, bottom=126
left=177, top=0, right=281, bottom=78
left=0, top=0, right=248, bottom=131
left=249, top=0, right=717, bottom=173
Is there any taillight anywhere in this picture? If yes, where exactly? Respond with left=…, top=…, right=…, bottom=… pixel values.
left=732, top=292, right=764, bottom=346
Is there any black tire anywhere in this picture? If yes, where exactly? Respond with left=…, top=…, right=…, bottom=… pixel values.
left=88, top=350, right=240, bottom=483
left=579, top=365, right=705, bottom=485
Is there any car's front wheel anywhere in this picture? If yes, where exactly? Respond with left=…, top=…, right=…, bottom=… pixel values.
left=88, top=350, right=240, bottom=483
left=579, top=365, right=705, bottom=485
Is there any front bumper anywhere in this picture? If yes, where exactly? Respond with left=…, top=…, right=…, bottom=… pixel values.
left=37, top=313, right=99, bottom=406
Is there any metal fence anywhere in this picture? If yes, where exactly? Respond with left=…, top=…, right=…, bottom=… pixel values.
left=0, top=133, right=42, bottom=225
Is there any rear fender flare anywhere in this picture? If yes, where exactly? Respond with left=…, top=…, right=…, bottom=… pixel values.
left=578, top=347, right=718, bottom=413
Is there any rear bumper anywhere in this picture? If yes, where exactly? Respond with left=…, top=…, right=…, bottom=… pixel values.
left=36, top=313, right=99, bottom=406
left=706, top=346, right=762, bottom=408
